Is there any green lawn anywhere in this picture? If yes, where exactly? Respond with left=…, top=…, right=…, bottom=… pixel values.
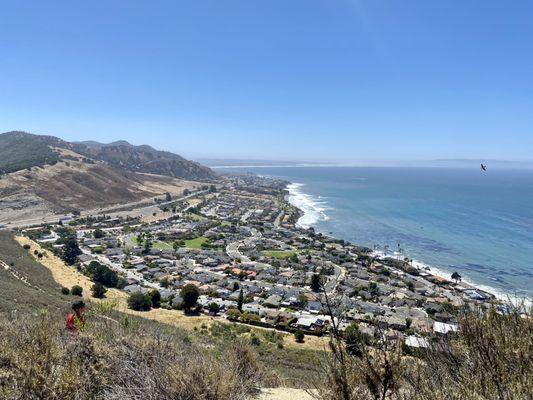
left=262, top=250, right=297, bottom=259
left=184, top=236, right=209, bottom=249
left=186, top=212, right=207, bottom=221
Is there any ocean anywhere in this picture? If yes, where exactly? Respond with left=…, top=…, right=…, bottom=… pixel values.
left=216, top=166, right=533, bottom=299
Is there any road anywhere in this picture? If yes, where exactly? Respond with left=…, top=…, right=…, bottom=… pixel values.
left=9, top=190, right=208, bottom=229
left=225, top=227, right=262, bottom=263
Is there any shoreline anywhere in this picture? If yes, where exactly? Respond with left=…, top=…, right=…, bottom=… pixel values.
left=284, top=181, right=524, bottom=304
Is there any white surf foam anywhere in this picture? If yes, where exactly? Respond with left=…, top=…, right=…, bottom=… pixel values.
left=286, top=183, right=329, bottom=229
left=371, top=250, right=530, bottom=305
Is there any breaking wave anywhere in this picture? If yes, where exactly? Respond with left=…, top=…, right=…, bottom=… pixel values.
left=286, top=183, right=329, bottom=229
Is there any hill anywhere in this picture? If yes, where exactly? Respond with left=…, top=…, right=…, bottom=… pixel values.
left=0, top=131, right=218, bottom=224
left=72, top=140, right=217, bottom=181
left=0, top=131, right=63, bottom=174
left=0, top=131, right=218, bottom=181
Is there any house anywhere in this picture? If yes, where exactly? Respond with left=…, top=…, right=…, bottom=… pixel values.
left=264, top=294, right=282, bottom=308
left=433, top=321, right=458, bottom=335
left=306, top=301, right=321, bottom=314
left=405, top=335, right=430, bottom=349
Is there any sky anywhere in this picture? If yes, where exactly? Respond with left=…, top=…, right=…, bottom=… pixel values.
left=1, top=1, right=532, bottom=163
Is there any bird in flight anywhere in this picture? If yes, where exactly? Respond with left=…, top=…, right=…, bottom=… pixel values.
left=481, top=163, right=487, bottom=171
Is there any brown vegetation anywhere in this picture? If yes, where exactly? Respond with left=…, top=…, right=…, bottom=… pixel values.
left=313, top=303, right=533, bottom=400
left=0, top=310, right=262, bottom=400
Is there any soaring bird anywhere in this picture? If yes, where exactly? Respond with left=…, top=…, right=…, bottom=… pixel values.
left=481, top=163, right=487, bottom=171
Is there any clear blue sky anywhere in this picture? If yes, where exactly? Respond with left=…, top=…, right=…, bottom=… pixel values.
left=1, top=1, right=532, bottom=163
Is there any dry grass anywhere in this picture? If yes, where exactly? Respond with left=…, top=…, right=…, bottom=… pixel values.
left=313, top=304, right=533, bottom=400
left=0, top=309, right=263, bottom=400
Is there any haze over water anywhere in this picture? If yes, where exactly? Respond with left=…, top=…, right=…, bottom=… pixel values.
left=219, top=166, right=533, bottom=299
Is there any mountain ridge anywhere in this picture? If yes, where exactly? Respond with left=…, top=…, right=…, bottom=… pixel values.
left=0, top=131, right=218, bottom=181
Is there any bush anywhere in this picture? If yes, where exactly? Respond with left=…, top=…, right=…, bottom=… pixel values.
left=91, top=283, right=107, bottom=299
left=71, top=285, right=83, bottom=296
left=127, top=292, right=152, bottom=311
left=208, top=302, right=220, bottom=315
left=226, top=309, right=242, bottom=321
left=149, top=289, right=161, bottom=308
left=93, top=228, right=104, bottom=239
left=60, top=287, right=70, bottom=295
left=294, top=330, right=305, bottom=343
left=250, top=334, right=261, bottom=346
left=22, top=244, right=31, bottom=250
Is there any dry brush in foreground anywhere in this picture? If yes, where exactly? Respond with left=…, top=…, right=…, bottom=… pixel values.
left=0, top=308, right=263, bottom=400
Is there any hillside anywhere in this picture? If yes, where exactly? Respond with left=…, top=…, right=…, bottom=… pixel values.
left=72, top=140, right=218, bottom=181
left=0, top=131, right=63, bottom=174
left=0, top=131, right=218, bottom=181
left=0, top=131, right=218, bottom=224
left=0, top=231, right=70, bottom=313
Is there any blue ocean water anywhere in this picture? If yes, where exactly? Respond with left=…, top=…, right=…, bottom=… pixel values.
left=218, top=166, right=533, bottom=298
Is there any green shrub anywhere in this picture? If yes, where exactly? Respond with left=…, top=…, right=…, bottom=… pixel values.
left=71, top=285, right=83, bottom=296
left=127, top=292, right=152, bottom=311
left=294, top=330, right=305, bottom=343
left=91, top=283, right=107, bottom=299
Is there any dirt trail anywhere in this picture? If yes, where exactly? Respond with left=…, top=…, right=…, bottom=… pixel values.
left=257, top=388, right=314, bottom=400
left=0, top=258, right=45, bottom=293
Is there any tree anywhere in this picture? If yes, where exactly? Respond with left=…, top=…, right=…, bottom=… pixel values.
left=149, top=289, right=161, bottom=308
left=368, top=282, right=380, bottom=297
left=345, top=322, right=371, bottom=357
left=294, top=330, right=305, bottom=343
left=86, top=261, right=118, bottom=287
left=451, top=271, right=462, bottom=283
left=208, top=302, right=220, bottom=315
left=143, top=239, right=153, bottom=254
left=181, top=284, right=200, bottom=312
left=165, top=192, right=172, bottom=202
left=93, top=228, right=104, bottom=239
left=61, top=287, right=70, bottom=295
left=127, top=292, right=152, bottom=311
left=310, top=273, right=322, bottom=292
left=91, top=282, right=107, bottom=298
left=62, top=238, right=81, bottom=265
left=232, top=282, right=240, bottom=292
left=71, top=285, right=83, bottom=296
left=237, top=288, right=244, bottom=312
left=298, top=293, right=308, bottom=308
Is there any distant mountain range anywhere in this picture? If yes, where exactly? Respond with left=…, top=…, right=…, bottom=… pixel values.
left=0, top=131, right=218, bottom=223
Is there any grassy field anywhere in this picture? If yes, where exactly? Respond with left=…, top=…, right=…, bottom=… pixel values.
left=262, top=250, right=297, bottom=259
left=184, top=236, right=209, bottom=249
